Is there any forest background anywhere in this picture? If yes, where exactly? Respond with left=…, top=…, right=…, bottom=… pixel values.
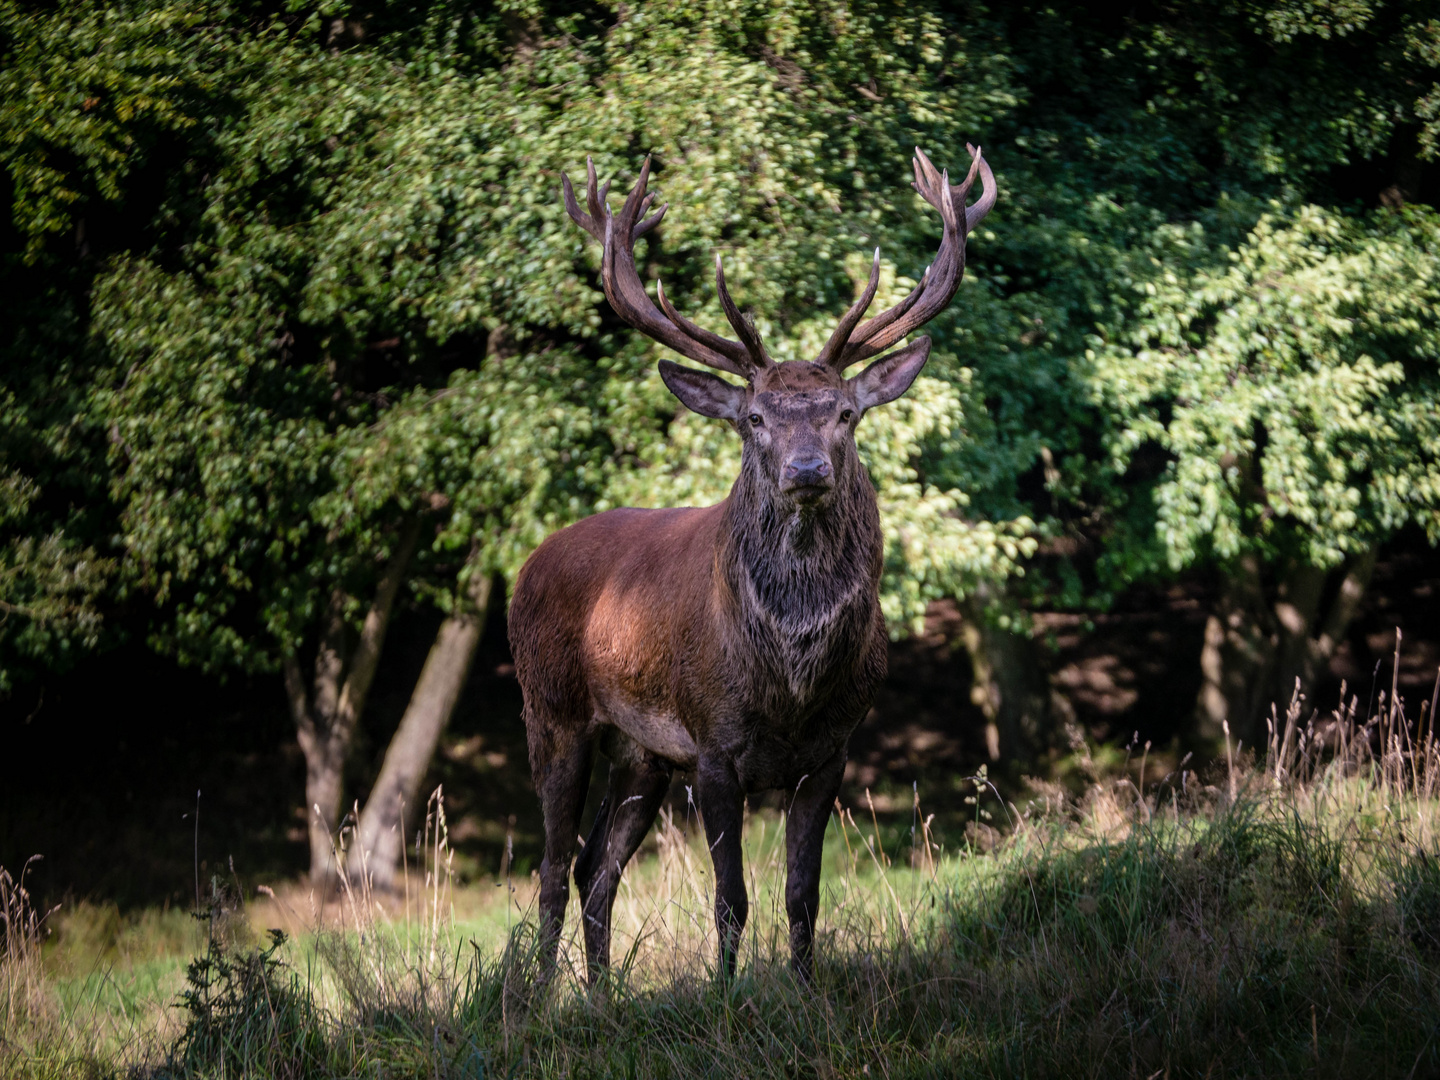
left=2, top=0, right=1439, bottom=906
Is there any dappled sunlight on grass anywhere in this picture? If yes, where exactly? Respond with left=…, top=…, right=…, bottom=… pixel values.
left=7, top=691, right=1440, bottom=1077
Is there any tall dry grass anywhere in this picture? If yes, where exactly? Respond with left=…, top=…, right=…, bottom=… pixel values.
left=5, top=649, right=1440, bottom=1078
left=1, top=858, right=50, bottom=1051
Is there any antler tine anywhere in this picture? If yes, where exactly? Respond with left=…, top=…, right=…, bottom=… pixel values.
left=848, top=264, right=928, bottom=348
left=962, top=144, right=997, bottom=232
left=587, top=158, right=611, bottom=222
left=830, top=145, right=995, bottom=371
left=656, top=278, right=752, bottom=363
left=562, top=163, right=604, bottom=242
left=912, top=147, right=981, bottom=217
left=635, top=195, right=668, bottom=239
left=562, top=156, right=764, bottom=379
left=714, top=254, right=772, bottom=369
left=814, top=248, right=881, bottom=369
left=614, top=155, right=654, bottom=238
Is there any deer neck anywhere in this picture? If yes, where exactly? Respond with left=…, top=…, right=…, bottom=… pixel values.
left=719, top=455, right=881, bottom=701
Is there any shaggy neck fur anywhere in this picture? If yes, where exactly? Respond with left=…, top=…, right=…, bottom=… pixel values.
left=720, top=444, right=882, bottom=705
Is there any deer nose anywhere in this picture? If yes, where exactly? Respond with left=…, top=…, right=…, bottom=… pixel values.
left=783, top=454, right=832, bottom=488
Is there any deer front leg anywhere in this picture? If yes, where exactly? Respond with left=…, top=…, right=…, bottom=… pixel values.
left=784, top=748, right=846, bottom=983
left=697, top=754, right=748, bottom=980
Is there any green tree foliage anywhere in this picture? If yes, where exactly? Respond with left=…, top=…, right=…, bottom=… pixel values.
left=1091, top=204, right=1440, bottom=738
left=5, top=0, right=1043, bottom=681
left=1099, top=206, right=1440, bottom=574
left=2, top=0, right=1438, bottom=780
left=0, top=463, right=111, bottom=692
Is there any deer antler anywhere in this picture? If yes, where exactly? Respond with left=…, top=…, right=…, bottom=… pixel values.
left=815, top=145, right=996, bottom=372
left=562, top=157, right=772, bottom=379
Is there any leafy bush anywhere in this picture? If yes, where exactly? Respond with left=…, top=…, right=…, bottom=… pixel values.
left=162, top=925, right=325, bottom=1079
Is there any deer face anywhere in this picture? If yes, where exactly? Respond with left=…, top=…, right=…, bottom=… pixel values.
left=658, top=344, right=931, bottom=507
left=562, top=145, right=993, bottom=504
left=747, top=385, right=850, bottom=503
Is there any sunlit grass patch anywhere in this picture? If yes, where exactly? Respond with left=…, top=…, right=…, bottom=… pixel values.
left=7, top=686, right=1440, bottom=1078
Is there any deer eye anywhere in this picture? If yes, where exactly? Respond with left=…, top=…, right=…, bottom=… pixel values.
left=840, top=409, right=854, bottom=423
left=749, top=413, right=763, bottom=427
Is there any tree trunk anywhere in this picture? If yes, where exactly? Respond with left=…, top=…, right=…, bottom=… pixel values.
left=1195, top=552, right=1276, bottom=747
left=1270, top=562, right=1327, bottom=709
left=1301, top=546, right=1376, bottom=691
left=1195, top=546, right=1376, bottom=749
left=959, top=594, right=1052, bottom=763
left=354, top=569, right=493, bottom=893
left=286, top=519, right=421, bottom=886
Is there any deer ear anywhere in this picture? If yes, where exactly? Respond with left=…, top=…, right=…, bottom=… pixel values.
left=658, top=360, right=747, bottom=421
left=850, top=337, right=932, bottom=411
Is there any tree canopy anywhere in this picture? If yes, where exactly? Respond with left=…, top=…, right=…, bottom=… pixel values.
left=2, top=0, right=1437, bottom=753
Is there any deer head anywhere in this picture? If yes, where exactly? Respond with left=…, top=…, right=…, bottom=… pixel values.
left=562, top=147, right=996, bottom=507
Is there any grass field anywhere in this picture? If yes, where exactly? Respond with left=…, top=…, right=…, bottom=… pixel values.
left=6, top=698, right=1440, bottom=1078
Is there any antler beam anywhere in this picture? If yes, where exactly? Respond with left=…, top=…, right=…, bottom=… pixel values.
left=816, top=145, right=996, bottom=372
left=562, top=157, right=771, bottom=379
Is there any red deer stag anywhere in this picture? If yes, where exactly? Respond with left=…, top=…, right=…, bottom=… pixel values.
left=511, top=146, right=996, bottom=983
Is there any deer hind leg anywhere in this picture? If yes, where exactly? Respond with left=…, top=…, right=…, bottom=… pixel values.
left=573, top=729, right=672, bottom=984
left=528, top=718, right=594, bottom=978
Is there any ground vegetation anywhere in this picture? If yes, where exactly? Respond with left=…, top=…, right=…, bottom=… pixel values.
left=5, top=686, right=1440, bottom=1077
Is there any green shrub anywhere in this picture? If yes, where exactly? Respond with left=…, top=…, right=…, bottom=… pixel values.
left=161, top=926, right=326, bottom=1080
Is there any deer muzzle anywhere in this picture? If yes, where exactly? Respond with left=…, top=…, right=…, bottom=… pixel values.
left=781, top=453, right=833, bottom=498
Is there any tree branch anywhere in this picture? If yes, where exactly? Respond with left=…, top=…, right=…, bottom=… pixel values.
left=1314, top=545, right=1378, bottom=662
left=311, top=588, right=349, bottom=726
left=354, top=566, right=493, bottom=888
left=282, top=653, right=312, bottom=737
left=334, top=516, right=424, bottom=736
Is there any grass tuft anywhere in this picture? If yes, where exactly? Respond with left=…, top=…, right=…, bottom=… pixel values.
left=161, top=882, right=326, bottom=1080
left=8, top=672, right=1440, bottom=1077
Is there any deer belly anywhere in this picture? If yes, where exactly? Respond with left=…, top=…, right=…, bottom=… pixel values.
left=593, top=693, right=699, bottom=768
